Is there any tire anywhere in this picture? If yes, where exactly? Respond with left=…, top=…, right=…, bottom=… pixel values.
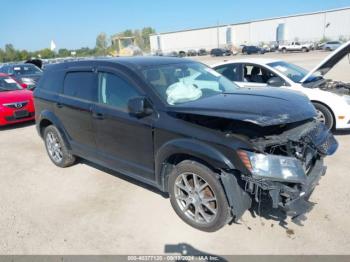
left=326, top=47, right=331, bottom=52
left=282, top=48, right=287, bottom=53
left=302, top=47, right=307, bottom=52
left=168, top=160, right=231, bottom=232
left=43, top=125, right=76, bottom=168
left=313, top=102, right=334, bottom=130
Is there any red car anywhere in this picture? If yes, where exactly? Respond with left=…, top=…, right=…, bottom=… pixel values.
left=0, top=73, right=35, bottom=126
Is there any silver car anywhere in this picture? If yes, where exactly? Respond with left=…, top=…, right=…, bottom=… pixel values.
left=323, top=41, right=342, bottom=51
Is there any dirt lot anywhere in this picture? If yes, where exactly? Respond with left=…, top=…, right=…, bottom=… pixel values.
left=1, top=51, right=350, bottom=255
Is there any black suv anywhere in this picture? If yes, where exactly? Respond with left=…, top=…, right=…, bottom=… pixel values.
left=34, top=57, right=337, bottom=232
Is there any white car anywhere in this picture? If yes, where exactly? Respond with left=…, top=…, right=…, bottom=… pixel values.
left=212, top=41, right=350, bottom=130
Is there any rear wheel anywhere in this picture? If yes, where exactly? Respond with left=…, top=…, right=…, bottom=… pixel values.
left=302, top=47, right=308, bottom=52
left=168, top=160, right=231, bottom=232
left=282, top=48, right=287, bottom=53
left=313, top=102, right=334, bottom=130
left=44, top=125, right=76, bottom=168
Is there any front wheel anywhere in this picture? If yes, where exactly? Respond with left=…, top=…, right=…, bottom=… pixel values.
left=313, top=103, right=334, bottom=130
left=168, top=160, right=231, bottom=232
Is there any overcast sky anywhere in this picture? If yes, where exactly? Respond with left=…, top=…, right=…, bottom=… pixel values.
left=2, top=0, right=350, bottom=51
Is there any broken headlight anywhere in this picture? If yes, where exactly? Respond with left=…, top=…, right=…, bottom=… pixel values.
left=238, top=150, right=306, bottom=183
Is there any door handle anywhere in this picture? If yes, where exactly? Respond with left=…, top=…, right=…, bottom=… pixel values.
left=92, top=112, right=104, bottom=120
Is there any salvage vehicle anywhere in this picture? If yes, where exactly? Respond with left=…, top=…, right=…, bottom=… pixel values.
left=34, top=57, right=337, bottom=232
left=0, top=63, right=42, bottom=90
left=212, top=41, right=350, bottom=130
left=278, top=42, right=311, bottom=53
left=0, top=73, right=35, bottom=126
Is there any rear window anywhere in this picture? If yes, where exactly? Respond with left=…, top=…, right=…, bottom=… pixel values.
left=63, top=72, right=96, bottom=101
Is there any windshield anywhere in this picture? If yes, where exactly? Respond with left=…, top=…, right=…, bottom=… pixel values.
left=0, top=76, right=22, bottom=91
left=268, top=61, right=311, bottom=82
left=142, top=62, right=239, bottom=105
left=11, top=64, right=42, bottom=75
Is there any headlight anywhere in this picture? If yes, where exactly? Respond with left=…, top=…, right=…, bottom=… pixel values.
left=21, top=77, right=35, bottom=85
left=237, top=150, right=306, bottom=183
left=343, top=95, right=350, bottom=105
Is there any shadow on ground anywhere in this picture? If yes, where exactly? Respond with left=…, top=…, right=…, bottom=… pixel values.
left=165, top=243, right=227, bottom=262
left=334, top=129, right=350, bottom=136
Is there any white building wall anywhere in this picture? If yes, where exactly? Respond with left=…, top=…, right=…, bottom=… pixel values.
left=150, top=7, right=350, bottom=53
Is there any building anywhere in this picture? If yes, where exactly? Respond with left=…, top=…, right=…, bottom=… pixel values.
left=150, top=7, right=350, bottom=53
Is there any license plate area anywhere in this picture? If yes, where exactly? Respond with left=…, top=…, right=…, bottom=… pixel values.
left=14, top=110, right=29, bottom=119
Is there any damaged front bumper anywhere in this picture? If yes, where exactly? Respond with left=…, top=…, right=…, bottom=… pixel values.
left=241, top=159, right=327, bottom=219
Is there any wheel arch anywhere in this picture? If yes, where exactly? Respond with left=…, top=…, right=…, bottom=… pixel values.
left=38, top=110, right=72, bottom=149
left=155, top=138, right=235, bottom=192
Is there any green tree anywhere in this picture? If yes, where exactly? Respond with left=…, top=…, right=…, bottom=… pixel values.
left=38, top=48, right=55, bottom=59
left=18, top=50, right=30, bottom=61
left=58, top=48, right=71, bottom=57
left=141, top=27, right=156, bottom=51
left=96, top=32, right=108, bottom=55
left=4, top=44, right=18, bottom=62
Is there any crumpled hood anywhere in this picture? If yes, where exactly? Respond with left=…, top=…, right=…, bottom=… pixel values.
left=170, top=88, right=317, bottom=126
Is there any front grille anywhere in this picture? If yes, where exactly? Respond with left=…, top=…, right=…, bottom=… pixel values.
left=305, top=123, right=338, bottom=156
left=5, top=112, right=34, bottom=122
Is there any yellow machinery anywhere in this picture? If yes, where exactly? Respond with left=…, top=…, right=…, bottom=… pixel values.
left=111, top=36, right=142, bottom=57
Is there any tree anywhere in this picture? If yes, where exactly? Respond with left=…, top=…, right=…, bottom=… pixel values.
left=4, top=44, right=17, bottom=62
left=96, top=32, right=108, bottom=55
left=141, top=27, right=156, bottom=51
left=58, top=48, right=71, bottom=57
left=38, top=48, right=55, bottom=59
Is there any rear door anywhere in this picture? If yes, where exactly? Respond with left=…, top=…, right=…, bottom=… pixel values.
left=55, top=68, right=97, bottom=155
left=92, top=67, right=155, bottom=181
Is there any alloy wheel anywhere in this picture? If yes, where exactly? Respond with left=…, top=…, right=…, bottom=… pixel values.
left=174, top=172, right=218, bottom=225
left=316, top=109, right=326, bottom=124
left=46, top=131, right=63, bottom=163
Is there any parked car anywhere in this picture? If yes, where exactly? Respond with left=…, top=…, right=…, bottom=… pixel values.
left=323, top=41, right=342, bottom=51
left=242, top=45, right=265, bottom=55
left=178, top=51, right=186, bottom=57
left=34, top=57, right=337, bottom=232
left=0, top=73, right=35, bottom=126
left=212, top=41, right=350, bottom=130
left=0, top=63, right=43, bottom=90
left=187, top=49, right=197, bottom=56
left=278, top=42, right=312, bottom=53
left=210, top=48, right=232, bottom=56
left=197, top=49, right=208, bottom=56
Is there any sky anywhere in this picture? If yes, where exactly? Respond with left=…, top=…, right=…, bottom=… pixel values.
left=2, top=0, right=350, bottom=51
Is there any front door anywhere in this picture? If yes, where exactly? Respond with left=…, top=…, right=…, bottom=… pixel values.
left=92, top=68, right=155, bottom=181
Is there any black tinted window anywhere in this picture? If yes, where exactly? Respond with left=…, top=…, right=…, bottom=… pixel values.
left=39, top=70, right=64, bottom=92
left=98, top=72, right=139, bottom=111
left=64, top=72, right=96, bottom=101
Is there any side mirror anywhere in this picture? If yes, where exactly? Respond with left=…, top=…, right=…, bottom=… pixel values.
left=128, top=96, right=153, bottom=117
left=267, top=77, right=284, bottom=87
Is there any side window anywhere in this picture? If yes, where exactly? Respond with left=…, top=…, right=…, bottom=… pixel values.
left=63, top=71, right=96, bottom=101
left=215, top=64, right=242, bottom=82
left=98, top=72, right=139, bottom=112
left=244, top=64, right=278, bottom=84
left=38, top=70, right=64, bottom=93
